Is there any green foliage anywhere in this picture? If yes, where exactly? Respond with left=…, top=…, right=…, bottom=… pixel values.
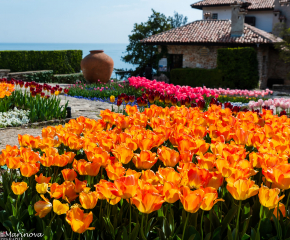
left=217, top=47, right=259, bottom=89
left=122, top=9, right=172, bottom=76
left=168, top=11, right=188, bottom=28
left=52, top=73, right=86, bottom=84
left=0, top=50, right=82, bottom=74
left=23, top=71, right=54, bottom=83
left=0, top=90, right=68, bottom=122
left=170, top=68, right=223, bottom=88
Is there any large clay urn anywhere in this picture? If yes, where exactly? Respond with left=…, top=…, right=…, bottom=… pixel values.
left=81, top=50, right=114, bottom=83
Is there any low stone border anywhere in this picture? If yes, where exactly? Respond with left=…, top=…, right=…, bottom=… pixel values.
left=0, top=117, right=84, bottom=131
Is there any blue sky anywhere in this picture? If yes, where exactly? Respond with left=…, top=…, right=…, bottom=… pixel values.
left=0, top=0, right=202, bottom=43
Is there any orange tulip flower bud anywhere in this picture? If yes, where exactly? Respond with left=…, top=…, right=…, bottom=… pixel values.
left=157, top=146, right=180, bottom=167
left=66, top=207, right=95, bottom=233
left=131, top=189, right=164, bottom=214
left=258, top=184, right=285, bottom=209
left=79, top=192, right=98, bottom=209
left=200, top=187, right=224, bottom=211
left=62, top=169, right=78, bottom=181
left=105, top=162, right=125, bottom=180
left=179, top=186, right=203, bottom=213
left=20, top=162, right=40, bottom=177
left=132, top=150, right=158, bottom=170
left=11, top=181, right=29, bottom=195
left=35, top=173, right=51, bottom=184
left=112, top=145, right=134, bottom=164
left=115, top=175, right=138, bottom=199
left=206, top=171, right=223, bottom=190
left=226, top=179, right=259, bottom=201
left=95, top=179, right=120, bottom=200
left=162, top=182, right=180, bottom=204
left=53, top=199, right=69, bottom=215
left=34, top=195, right=52, bottom=218
left=75, top=178, right=88, bottom=193
left=141, top=170, right=160, bottom=185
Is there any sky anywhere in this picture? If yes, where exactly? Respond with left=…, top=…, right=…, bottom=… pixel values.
left=0, top=0, right=202, bottom=43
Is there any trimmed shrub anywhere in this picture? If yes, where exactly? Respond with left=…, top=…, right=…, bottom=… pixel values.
left=217, top=47, right=259, bottom=89
left=170, top=68, right=223, bottom=88
left=52, top=73, right=86, bottom=84
left=23, top=70, right=54, bottom=83
left=0, top=50, right=82, bottom=74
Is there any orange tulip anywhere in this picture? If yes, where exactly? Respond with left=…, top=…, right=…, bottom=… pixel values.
left=6, top=157, right=21, bottom=169
left=157, top=146, right=180, bottom=167
left=226, top=179, right=259, bottom=200
left=179, top=186, right=203, bottom=213
left=200, top=187, right=224, bottom=211
left=162, top=182, right=180, bottom=203
left=20, top=162, right=40, bottom=177
left=263, top=164, right=290, bottom=190
left=112, top=145, right=134, bottom=164
left=62, top=181, right=79, bottom=203
left=115, top=175, right=138, bottom=199
left=258, top=184, right=284, bottom=209
left=53, top=199, right=69, bottom=215
left=132, top=150, right=158, bottom=170
left=49, top=183, right=64, bottom=199
left=18, top=134, right=41, bottom=149
left=141, top=170, right=160, bottom=185
left=105, top=162, right=125, bottom=180
left=35, top=173, right=51, bottom=184
left=156, top=167, right=181, bottom=185
left=273, top=203, right=286, bottom=220
left=75, top=178, right=88, bottom=193
left=186, top=167, right=212, bottom=189
left=206, top=171, right=223, bottom=190
left=197, top=153, right=216, bottom=171
left=62, top=169, right=78, bottom=181
left=95, top=179, right=120, bottom=200
left=126, top=169, right=141, bottom=179
left=11, top=182, right=28, bottom=195
left=34, top=195, right=52, bottom=218
left=66, top=207, right=95, bottom=233
left=79, top=191, right=98, bottom=209
left=131, top=189, right=164, bottom=214
left=74, top=159, right=101, bottom=176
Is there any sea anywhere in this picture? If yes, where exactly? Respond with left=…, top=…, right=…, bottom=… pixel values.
left=0, top=43, right=136, bottom=77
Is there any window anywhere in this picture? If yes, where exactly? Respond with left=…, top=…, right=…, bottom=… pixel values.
left=245, top=16, right=256, bottom=26
left=169, top=54, right=183, bottom=70
left=212, top=13, right=218, bottom=20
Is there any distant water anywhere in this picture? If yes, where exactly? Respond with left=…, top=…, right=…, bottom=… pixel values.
left=0, top=43, right=136, bottom=77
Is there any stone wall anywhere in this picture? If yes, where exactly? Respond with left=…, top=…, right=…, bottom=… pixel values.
left=165, top=45, right=223, bottom=69
left=267, top=46, right=290, bottom=85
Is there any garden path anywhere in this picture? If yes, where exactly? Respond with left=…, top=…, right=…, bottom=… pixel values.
left=0, top=95, right=117, bottom=149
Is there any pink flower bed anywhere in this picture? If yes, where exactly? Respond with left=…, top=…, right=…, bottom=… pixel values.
left=128, top=77, right=273, bottom=100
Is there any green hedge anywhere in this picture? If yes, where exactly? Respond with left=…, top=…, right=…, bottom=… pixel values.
left=170, top=68, right=223, bottom=88
left=0, top=50, right=82, bottom=74
left=23, top=71, right=54, bottom=83
left=217, top=47, right=259, bottom=89
left=52, top=73, right=86, bottom=84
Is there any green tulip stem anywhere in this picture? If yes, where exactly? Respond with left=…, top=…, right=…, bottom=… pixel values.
left=201, top=210, right=204, bottom=240
left=256, top=205, right=264, bottom=239
left=286, top=191, right=290, bottom=219
left=15, top=195, right=20, bottom=216
left=182, top=212, right=190, bottom=240
left=235, top=201, right=242, bottom=240
left=48, top=213, right=56, bottom=227
left=141, top=214, right=147, bottom=240
left=129, top=201, right=132, bottom=234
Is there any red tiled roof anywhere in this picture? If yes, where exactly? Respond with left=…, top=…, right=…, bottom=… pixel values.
left=141, top=20, right=282, bottom=44
left=191, top=0, right=275, bottom=10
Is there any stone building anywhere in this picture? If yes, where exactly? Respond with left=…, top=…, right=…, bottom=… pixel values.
left=141, top=1, right=290, bottom=89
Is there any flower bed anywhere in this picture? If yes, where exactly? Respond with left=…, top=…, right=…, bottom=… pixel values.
left=0, top=107, right=30, bottom=128
left=0, top=79, right=69, bottom=126
left=0, top=104, right=289, bottom=239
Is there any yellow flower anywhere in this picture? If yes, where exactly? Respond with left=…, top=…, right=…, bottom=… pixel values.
left=36, top=183, right=48, bottom=194
left=53, top=199, right=69, bottom=215
left=110, top=95, right=115, bottom=103
left=11, top=182, right=29, bottom=195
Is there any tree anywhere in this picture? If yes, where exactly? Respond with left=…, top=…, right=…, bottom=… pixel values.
left=275, top=24, right=290, bottom=77
left=169, top=11, right=188, bottom=28
left=121, top=9, right=172, bottom=77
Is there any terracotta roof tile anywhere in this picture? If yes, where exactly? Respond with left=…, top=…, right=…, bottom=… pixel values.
left=141, top=20, right=282, bottom=44
left=191, top=0, right=275, bottom=10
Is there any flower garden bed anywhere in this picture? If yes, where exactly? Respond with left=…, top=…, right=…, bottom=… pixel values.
left=0, top=104, right=290, bottom=239
left=0, top=79, right=69, bottom=128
